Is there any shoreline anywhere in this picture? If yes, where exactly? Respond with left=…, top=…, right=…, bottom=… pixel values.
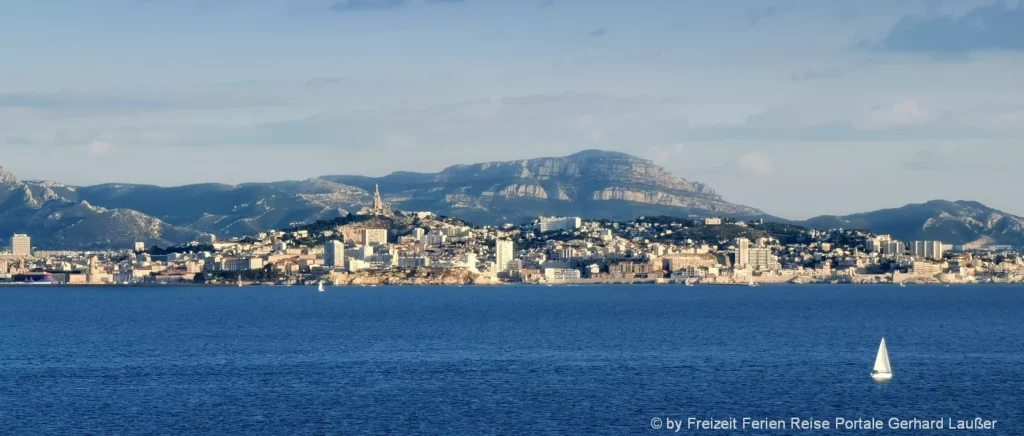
left=0, top=281, right=1011, bottom=288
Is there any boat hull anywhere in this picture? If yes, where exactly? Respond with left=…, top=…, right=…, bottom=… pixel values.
left=871, top=372, right=893, bottom=382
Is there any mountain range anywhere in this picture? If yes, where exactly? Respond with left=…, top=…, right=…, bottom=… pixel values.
left=1, top=150, right=1022, bottom=249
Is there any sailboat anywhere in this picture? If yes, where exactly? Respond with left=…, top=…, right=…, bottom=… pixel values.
left=748, top=277, right=758, bottom=287
left=317, top=281, right=325, bottom=293
left=871, top=338, right=893, bottom=382
left=237, top=275, right=243, bottom=288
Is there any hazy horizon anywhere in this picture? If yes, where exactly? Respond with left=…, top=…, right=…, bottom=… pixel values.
left=3, top=0, right=1024, bottom=218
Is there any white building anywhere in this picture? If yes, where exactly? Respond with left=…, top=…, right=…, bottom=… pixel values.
left=398, top=256, right=430, bottom=268
left=748, top=247, right=780, bottom=271
left=10, top=234, right=30, bottom=257
left=734, top=238, right=750, bottom=268
left=704, top=217, right=722, bottom=226
left=495, top=240, right=515, bottom=272
left=910, top=241, right=944, bottom=260
left=345, top=245, right=374, bottom=261
left=422, top=233, right=447, bottom=247
left=537, top=217, right=582, bottom=233
left=865, top=235, right=892, bottom=253
left=363, top=228, right=388, bottom=246
left=324, top=240, right=344, bottom=268
left=346, top=258, right=371, bottom=272
left=882, top=241, right=906, bottom=256
left=544, top=268, right=581, bottom=282
left=224, top=258, right=264, bottom=271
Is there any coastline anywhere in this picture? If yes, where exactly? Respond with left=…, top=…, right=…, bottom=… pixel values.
left=0, top=281, right=1011, bottom=288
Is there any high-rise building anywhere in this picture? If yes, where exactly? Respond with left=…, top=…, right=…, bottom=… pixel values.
left=324, top=240, right=344, bottom=268
left=910, top=241, right=944, bottom=260
left=882, top=241, right=906, bottom=256
left=411, top=228, right=425, bottom=241
left=865, top=235, right=892, bottom=254
left=362, top=228, right=388, bottom=246
left=748, top=247, right=780, bottom=270
left=734, top=238, right=750, bottom=268
left=134, top=242, right=146, bottom=252
left=10, top=234, right=30, bottom=257
left=495, top=240, right=515, bottom=272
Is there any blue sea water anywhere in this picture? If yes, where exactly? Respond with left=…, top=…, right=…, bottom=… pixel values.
left=0, top=285, right=1021, bottom=435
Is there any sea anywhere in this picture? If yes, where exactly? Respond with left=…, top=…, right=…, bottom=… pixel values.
left=0, top=285, right=1021, bottom=435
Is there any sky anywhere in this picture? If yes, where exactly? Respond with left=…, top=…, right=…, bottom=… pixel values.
left=2, top=0, right=1024, bottom=219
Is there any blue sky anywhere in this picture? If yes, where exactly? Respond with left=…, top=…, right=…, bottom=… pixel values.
left=2, top=0, right=1024, bottom=218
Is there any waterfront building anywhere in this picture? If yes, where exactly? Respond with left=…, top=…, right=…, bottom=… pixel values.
left=224, top=257, right=264, bottom=271
left=912, top=261, right=942, bottom=276
left=704, top=217, right=722, bottom=226
left=324, top=240, right=344, bottom=268
left=10, top=234, right=30, bottom=257
left=734, top=238, right=751, bottom=269
left=495, top=240, right=515, bottom=272
left=398, top=256, right=430, bottom=268
left=748, top=247, right=780, bottom=271
left=543, top=268, right=581, bottom=282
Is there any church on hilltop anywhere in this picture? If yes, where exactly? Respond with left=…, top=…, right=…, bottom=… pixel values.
left=358, top=184, right=393, bottom=217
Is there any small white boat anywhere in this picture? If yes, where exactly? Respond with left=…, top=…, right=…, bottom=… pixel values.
left=899, top=281, right=906, bottom=288
left=317, top=281, right=325, bottom=293
left=748, top=278, right=758, bottom=287
left=871, top=337, right=893, bottom=382
left=237, top=275, right=243, bottom=288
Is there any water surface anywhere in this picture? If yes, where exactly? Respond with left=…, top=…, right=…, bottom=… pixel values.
left=0, top=285, right=1021, bottom=434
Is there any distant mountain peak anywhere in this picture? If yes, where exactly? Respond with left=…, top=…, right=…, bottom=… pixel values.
left=0, top=166, right=21, bottom=187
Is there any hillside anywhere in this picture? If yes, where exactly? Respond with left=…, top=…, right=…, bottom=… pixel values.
left=0, top=167, right=202, bottom=250
left=321, top=150, right=767, bottom=223
left=1, top=150, right=769, bottom=248
left=801, top=200, right=1024, bottom=246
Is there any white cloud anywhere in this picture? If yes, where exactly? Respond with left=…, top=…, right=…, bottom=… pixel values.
left=88, top=140, right=114, bottom=155
left=738, top=152, right=773, bottom=175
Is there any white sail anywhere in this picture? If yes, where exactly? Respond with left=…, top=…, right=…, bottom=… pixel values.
left=873, top=338, right=892, bottom=374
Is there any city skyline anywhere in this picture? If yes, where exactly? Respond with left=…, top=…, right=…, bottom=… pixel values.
left=3, top=1, right=1024, bottom=218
